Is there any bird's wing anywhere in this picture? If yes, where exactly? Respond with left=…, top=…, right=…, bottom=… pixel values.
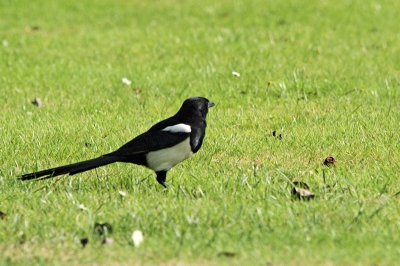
left=107, top=129, right=191, bottom=157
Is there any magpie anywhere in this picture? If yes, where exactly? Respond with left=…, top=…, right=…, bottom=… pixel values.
left=19, top=96, right=214, bottom=188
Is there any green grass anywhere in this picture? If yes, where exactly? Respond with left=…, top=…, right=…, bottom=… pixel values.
left=1, top=0, right=400, bottom=265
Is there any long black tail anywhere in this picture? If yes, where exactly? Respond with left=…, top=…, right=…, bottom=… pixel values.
left=19, top=156, right=119, bottom=181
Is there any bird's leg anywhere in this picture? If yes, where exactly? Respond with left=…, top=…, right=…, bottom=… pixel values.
left=156, top=171, right=168, bottom=188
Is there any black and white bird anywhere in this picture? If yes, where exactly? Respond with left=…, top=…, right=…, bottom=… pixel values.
left=20, top=96, right=215, bottom=187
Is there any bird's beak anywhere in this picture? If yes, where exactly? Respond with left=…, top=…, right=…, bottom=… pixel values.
left=208, top=101, right=215, bottom=108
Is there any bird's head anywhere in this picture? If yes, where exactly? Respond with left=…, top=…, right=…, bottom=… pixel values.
left=177, top=97, right=215, bottom=120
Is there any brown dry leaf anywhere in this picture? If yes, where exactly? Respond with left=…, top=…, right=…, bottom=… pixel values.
left=218, top=252, right=236, bottom=257
left=0, top=211, right=7, bottom=220
left=323, top=156, right=336, bottom=167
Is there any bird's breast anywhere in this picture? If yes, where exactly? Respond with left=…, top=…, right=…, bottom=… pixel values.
left=146, top=137, right=194, bottom=172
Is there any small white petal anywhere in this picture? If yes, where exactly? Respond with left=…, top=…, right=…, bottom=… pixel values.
left=118, top=190, right=126, bottom=197
left=162, top=124, right=191, bottom=133
left=78, top=203, right=87, bottom=210
left=132, top=230, right=144, bottom=247
left=232, top=71, right=241, bottom=77
left=2, top=40, right=8, bottom=47
left=122, top=78, right=132, bottom=85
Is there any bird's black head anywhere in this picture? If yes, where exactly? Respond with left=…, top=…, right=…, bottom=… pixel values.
left=176, top=96, right=215, bottom=121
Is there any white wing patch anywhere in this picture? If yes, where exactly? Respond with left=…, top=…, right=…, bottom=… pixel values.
left=162, top=124, right=191, bottom=133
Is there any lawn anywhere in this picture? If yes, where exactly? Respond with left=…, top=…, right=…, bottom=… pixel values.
left=1, top=0, right=400, bottom=265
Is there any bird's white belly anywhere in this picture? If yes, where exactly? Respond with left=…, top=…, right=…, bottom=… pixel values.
left=146, top=138, right=193, bottom=172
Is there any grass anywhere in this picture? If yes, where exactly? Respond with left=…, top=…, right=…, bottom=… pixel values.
left=1, top=0, right=400, bottom=265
